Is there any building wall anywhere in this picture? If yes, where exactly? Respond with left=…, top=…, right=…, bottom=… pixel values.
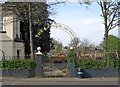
left=78, top=48, right=104, bottom=59
left=1, top=41, right=14, bottom=57
left=14, top=42, right=25, bottom=58
left=0, top=30, right=14, bottom=57
left=0, top=40, right=25, bottom=59
left=4, top=16, right=14, bottom=40
left=0, top=13, right=25, bottom=59
left=13, top=15, right=21, bottom=39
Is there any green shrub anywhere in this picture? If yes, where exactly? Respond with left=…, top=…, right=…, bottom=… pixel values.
left=76, top=58, right=120, bottom=69
left=76, top=52, right=120, bottom=69
left=76, top=59, right=106, bottom=69
left=113, top=59, right=120, bottom=68
left=0, top=59, right=36, bottom=70
left=105, top=52, right=120, bottom=68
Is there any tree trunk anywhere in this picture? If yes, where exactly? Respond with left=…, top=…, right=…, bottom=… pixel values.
left=29, top=3, right=34, bottom=60
left=103, top=1, right=110, bottom=67
left=104, top=28, right=108, bottom=52
left=103, top=1, right=108, bottom=52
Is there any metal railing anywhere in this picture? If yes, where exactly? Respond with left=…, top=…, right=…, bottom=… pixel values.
left=2, top=56, right=25, bottom=60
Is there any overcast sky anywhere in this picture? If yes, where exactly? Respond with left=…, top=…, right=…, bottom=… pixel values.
left=49, top=2, right=118, bottom=46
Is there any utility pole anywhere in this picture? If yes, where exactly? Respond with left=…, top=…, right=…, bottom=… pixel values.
left=29, top=2, right=34, bottom=60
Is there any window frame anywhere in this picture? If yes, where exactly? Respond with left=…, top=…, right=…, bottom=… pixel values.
left=0, top=15, right=6, bottom=33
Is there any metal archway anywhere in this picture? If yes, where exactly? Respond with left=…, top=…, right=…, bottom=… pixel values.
left=36, top=23, right=77, bottom=46
left=49, top=23, right=79, bottom=57
left=39, top=23, right=78, bottom=77
left=50, top=23, right=77, bottom=42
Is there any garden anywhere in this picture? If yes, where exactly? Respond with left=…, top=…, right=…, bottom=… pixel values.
left=75, top=52, right=120, bottom=78
left=0, top=52, right=119, bottom=78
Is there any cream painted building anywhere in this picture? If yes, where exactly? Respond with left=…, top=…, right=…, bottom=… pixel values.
left=0, top=7, right=25, bottom=60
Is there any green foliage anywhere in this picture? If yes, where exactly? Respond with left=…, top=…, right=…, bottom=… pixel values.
left=55, top=42, right=63, bottom=54
left=105, top=52, right=120, bottom=68
left=51, top=38, right=63, bottom=54
left=68, top=50, right=76, bottom=63
left=76, top=56, right=120, bottom=69
left=76, top=60, right=106, bottom=69
left=113, top=59, right=120, bottom=68
left=100, top=35, right=120, bottom=52
left=107, top=35, right=120, bottom=52
left=67, top=50, right=76, bottom=67
left=0, top=59, right=36, bottom=70
left=81, top=55, right=90, bottom=59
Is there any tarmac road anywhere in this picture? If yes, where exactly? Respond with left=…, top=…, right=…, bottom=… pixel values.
left=1, top=77, right=119, bottom=85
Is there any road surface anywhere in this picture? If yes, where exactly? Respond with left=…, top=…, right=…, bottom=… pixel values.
left=1, top=77, right=119, bottom=86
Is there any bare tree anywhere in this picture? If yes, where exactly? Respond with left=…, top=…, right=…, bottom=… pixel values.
left=78, top=0, right=120, bottom=52
left=69, top=37, right=80, bottom=50
left=79, top=39, right=91, bottom=55
left=80, top=39, right=90, bottom=48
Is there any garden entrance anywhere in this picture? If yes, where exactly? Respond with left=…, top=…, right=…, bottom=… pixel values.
left=42, top=61, right=68, bottom=77
left=40, top=23, right=77, bottom=77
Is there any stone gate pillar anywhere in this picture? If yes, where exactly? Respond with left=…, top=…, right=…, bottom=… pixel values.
left=35, top=47, right=43, bottom=77
left=68, top=47, right=76, bottom=77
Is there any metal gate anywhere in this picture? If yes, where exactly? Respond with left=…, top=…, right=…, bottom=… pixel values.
left=42, top=62, right=68, bottom=77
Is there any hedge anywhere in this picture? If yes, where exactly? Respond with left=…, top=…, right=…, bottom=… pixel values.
left=76, top=59, right=120, bottom=69
left=0, top=59, right=36, bottom=70
left=105, top=52, right=120, bottom=68
left=76, top=60, right=106, bottom=69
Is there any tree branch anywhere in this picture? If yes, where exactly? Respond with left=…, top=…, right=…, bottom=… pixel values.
left=49, top=0, right=66, bottom=6
left=107, top=8, right=116, bottom=19
left=107, top=8, right=118, bottom=30
left=98, top=1, right=104, bottom=16
left=108, top=22, right=119, bottom=31
left=107, top=1, right=115, bottom=9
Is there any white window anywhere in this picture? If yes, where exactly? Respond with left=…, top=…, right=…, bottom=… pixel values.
left=3, top=17, right=4, bottom=31
left=0, top=15, right=4, bottom=32
left=0, top=15, right=3, bottom=31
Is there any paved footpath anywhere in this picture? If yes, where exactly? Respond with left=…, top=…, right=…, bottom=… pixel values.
left=1, top=77, right=119, bottom=81
left=0, top=77, right=119, bottom=85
